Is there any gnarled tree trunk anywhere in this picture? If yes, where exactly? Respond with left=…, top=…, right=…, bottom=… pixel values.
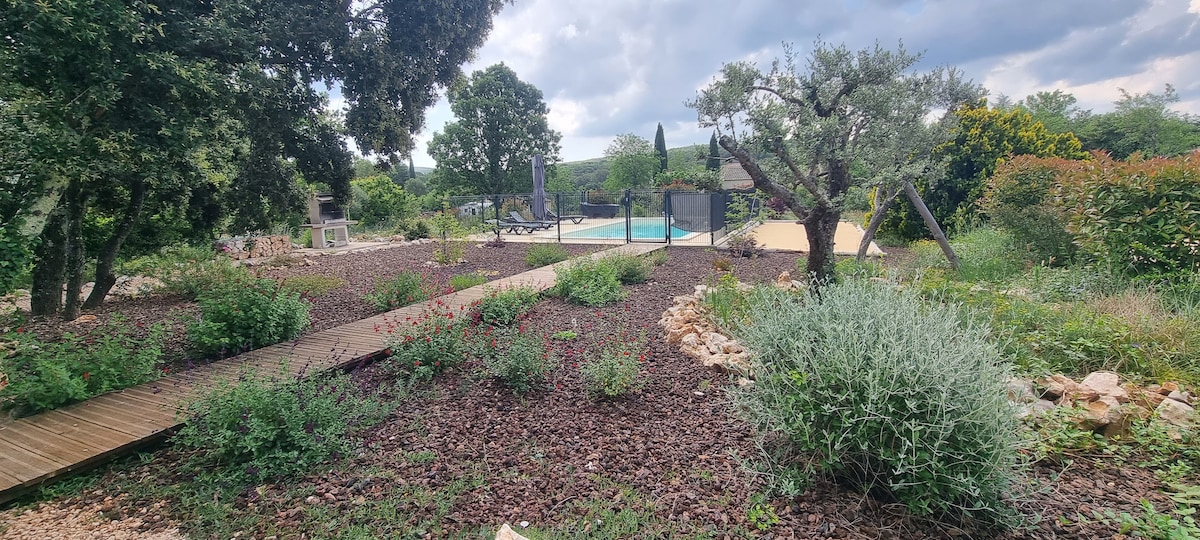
left=83, top=178, right=147, bottom=309
left=30, top=205, right=67, bottom=317
left=803, top=204, right=840, bottom=283
left=61, top=181, right=89, bottom=320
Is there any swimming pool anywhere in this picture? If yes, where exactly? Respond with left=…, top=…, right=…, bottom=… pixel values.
left=561, top=218, right=698, bottom=240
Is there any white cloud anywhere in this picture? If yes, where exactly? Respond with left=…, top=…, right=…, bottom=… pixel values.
left=547, top=97, right=590, bottom=135
left=402, top=0, right=1200, bottom=168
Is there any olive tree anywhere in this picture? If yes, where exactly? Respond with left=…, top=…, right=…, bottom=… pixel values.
left=689, top=40, right=981, bottom=284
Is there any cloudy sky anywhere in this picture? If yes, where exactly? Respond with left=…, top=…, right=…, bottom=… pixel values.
left=401, top=0, right=1200, bottom=167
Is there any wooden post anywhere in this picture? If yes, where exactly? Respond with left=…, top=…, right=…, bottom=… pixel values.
left=902, top=180, right=960, bottom=270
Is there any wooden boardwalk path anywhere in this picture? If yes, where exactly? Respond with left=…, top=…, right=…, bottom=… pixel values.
left=0, top=243, right=665, bottom=503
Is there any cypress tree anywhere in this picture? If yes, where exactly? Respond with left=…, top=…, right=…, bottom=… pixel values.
left=408, top=156, right=417, bottom=179
left=654, top=123, right=668, bottom=173
left=706, top=132, right=721, bottom=170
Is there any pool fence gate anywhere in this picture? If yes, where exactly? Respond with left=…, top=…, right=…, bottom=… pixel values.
left=443, top=189, right=762, bottom=245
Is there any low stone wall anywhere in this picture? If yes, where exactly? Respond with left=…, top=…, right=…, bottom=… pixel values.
left=215, top=234, right=293, bottom=260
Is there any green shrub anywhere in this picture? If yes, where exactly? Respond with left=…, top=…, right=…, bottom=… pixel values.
left=397, top=219, right=431, bottom=240
left=364, top=270, right=431, bottom=312
left=903, top=228, right=1025, bottom=283
left=482, top=329, right=555, bottom=394
left=430, top=211, right=469, bottom=265
left=188, top=277, right=311, bottom=357
left=348, top=175, right=418, bottom=227
left=1059, top=152, right=1200, bottom=276
left=0, top=319, right=163, bottom=414
left=281, top=274, right=347, bottom=297
left=449, top=272, right=487, bottom=291
left=119, top=244, right=251, bottom=298
left=175, top=370, right=391, bottom=480
left=0, top=221, right=31, bottom=296
left=734, top=282, right=1020, bottom=525
left=552, top=258, right=625, bottom=307
left=646, top=249, right=668, bottom=267
left=605, top=253, right=652, bottom=284
left=526, top=243, right=570, bottom=267
left=923, top=275, right=1198, bottom=381
left=580, top=331, right=647, bottom=399
left=476, top=286, right=540, bottom=326
left=1159, top=273, right=1200, bottom=317
left=703, top=272, right=748, bottom=330
left=981, top=156, right=1080, bottom=265
left=383, top=308, right=468, bottom=381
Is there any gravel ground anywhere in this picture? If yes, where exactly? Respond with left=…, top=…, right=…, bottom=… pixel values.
left=0, top=244, right=1180, bottom=538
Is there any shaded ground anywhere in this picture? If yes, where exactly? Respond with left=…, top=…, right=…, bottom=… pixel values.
left=0, top=245, right=1185, bottom=539
left=14, top=242, right=603, bottom=372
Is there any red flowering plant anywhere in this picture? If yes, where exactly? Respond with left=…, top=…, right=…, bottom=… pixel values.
left=579, top=326, right=650, bottom=399
left=0, top=316, right=164, bottom=415
left=381, top=304, right=471, bottom=382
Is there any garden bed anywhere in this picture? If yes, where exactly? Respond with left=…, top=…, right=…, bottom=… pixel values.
left=1, top=247, right=1191, bottom=539
left=12, top=242, right=603, bottom=374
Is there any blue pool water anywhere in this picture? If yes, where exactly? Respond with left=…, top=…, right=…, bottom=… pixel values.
left=561, top=218, right=696, bottom=240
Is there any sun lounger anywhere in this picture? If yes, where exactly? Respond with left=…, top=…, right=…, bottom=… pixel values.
left=547, top=210, right=585, bottom=224
left=485, top=219, right=540, bottom=234
left=508, top=211, right=554, bottom=230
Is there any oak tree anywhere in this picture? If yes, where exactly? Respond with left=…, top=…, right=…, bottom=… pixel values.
left=428, top=64, right=562, bottom=195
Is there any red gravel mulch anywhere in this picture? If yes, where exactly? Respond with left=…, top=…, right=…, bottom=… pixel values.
left=8, top=245, right=1181, bottom=538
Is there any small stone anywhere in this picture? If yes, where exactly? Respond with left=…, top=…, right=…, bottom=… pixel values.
left=1007, top=378, right=1036, bottom=404
left=1082, top=396, right=1123, bottom=428
left=1156, top=398, right=1195, bottom=427
left=1168, top=390, right=1190, bottom=403
left=1081, top=371, right=1129, bottom=402
left=1161, top=381, right=1181, bottom=394
left=495, top=524, right=530, bottom=540
left=1039, top=377, right=1066, bottom=400
left=1135, top=390, right=1167, bottom=410
left=305, top=495, right=321, bottom=505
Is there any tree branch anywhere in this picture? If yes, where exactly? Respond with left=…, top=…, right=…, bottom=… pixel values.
left=719, top=135, right=811, bottom=221
left=770, top=138, right=832, bottom=208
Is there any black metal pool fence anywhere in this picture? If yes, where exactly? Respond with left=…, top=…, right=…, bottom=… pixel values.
left=442, top=189, right=762, bottom=245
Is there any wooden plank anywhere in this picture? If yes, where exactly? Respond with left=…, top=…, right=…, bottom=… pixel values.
left=21, top=412, right=132, bottom=448
left=55, top=407, right=166, bottom=439
left=0, top=437, right=69, bottom=480
left=0, top=465, right=24, bottom=487
left=1, top=421, right=109, bottom=455
left=0, top=423, right=101, bottom=464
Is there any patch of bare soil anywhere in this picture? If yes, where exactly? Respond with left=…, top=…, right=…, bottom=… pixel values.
left=6, top=246, right=1182, bottom=538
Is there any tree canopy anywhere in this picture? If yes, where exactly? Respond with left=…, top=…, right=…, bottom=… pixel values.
left=1, top=0, right=508, bottom=315
left=428, top=64, right=562, bottom=195
left=602, top=134, right=658, bottom=191
left=1078, top=85, right=1200, bottom=160
left=690, top=40, right=981, bottom=284
left=654, top=123, right=668, bottom=173
left=880, top=100, right=1088, bottom=241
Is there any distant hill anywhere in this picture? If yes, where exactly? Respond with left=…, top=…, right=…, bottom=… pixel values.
left=559, top=144, right=728, bottom=190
